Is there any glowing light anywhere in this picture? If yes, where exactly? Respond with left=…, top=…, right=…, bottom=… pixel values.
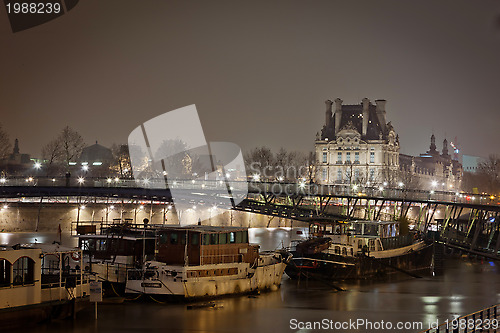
left=2, top=204, right=7, bottom=209
left=77, top=177, right=85, bottom=184
left=192, top=205, right=197, bottom=210
left=225, top=173, right=230, bottom=179
left=143, top=178, right=150, bottom=185
left=398, top=182, right=404, bottom=187
left=379, top=187, right=384, bottom=191
left=191, top=179, right=195, bottom=184
left=252, top=174, right=260, bottom=182
left=27, top=177, right=33, bottom=182
left=51, top=178, right=56, bottom=182
left=109, top=205, right=115, bottom=210
left=167, top=205, right=172, bottom=210
left=353, top=185, right=358, bottom=190
left=34, top=162, right=41, bottom=169
left=114, top=177, right=119, bottom=182
left=299, top=182, right=306, bottom=189
left=0, top=178, right=6, bottom=184
left=82, top=165, right=89, bottom=171
left=431, top=181, right=438, bottom=187
left=139, top=205, right=144, bottom=210
left=383, top=182, right=388, bottom=186
left=107, top=178, right=112, bottom=183
left=277, top=176, right=284, bottom=182
left=430, top=190, right=435, bottom=194
left=80, top=205, right=85, bottom=210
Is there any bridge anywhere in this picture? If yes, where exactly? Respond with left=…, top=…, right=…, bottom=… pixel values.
left=1, top=176, right=500, bottom=259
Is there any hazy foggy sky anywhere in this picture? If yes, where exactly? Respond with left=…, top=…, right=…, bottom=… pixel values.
left=1, top=0, right=500, bottom=158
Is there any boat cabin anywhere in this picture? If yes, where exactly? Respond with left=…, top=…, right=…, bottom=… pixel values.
left=310, top=220, right=400, bottom=238
left=155, top=226, right=259, bottom=266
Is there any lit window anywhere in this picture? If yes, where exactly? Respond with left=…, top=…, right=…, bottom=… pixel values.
left=322, top=152, right=328, bottom=163
left=346, top=152, right=351, bottom=162
left=337, top=170, right=342, bottom=181
left=337, top=152, right=342, bottom=162
left=355, top=152, right=359, bottom=162
left=370, top=152, right=375, bottom=163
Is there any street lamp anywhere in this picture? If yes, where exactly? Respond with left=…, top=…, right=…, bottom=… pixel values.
left=77, top=177, right=85, bottom=185
left=34, top=162, right=41, bottom=170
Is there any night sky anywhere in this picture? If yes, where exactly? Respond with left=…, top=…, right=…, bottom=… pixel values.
left=1, top=1, right=500, bottom=159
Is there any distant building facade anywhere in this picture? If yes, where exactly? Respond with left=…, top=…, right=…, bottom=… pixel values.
left=315, top=98, right=400, bottom=186
left=315, top=98, right=463, bottom=191
left=0, top=139, right=32, bottom=175
left=78, top=141, right=113, bottom=167
left=399, top=135, right=463, bottom=191
left=462, top=155, right=484, bottom=174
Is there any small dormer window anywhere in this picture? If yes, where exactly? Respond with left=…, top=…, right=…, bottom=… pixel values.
left=347, top=138, right=350, bottom=143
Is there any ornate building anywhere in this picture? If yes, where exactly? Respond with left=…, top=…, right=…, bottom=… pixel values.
left=315, top=98, right=400, bottom=185
left=399, top=135, right=462, bottom=191
left=315, top=98, right=463, bottom=191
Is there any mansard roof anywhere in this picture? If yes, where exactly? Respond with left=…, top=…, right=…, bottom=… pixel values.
left=320, top=101, right=387, bottom=141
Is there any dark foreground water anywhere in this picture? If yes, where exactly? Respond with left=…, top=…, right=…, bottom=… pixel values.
left=3, top=229, right=500, bottom=333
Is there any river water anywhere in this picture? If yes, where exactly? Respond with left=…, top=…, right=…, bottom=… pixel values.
left=3, top=229, right=500, bottom=333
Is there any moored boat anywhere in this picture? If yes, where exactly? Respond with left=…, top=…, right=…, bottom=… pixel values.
left=285, top=220, right=434, bottom=280
left=0, top=245, right=91, bottom=330
left=125, top=225, right=291, bottom=299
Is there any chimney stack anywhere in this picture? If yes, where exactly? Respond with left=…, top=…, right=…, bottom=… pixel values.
left=334, top=98, right=343, bottom=134
left=375, top=99, right=387, bottom=132
left=325, top=100, right=333, bottom=126
left=362, top=98, right=370, bottom=136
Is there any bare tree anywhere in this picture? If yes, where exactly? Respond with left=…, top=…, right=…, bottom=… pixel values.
left=477, top=155, right=500, bottom=194
left=42, top=126, right=85, bottom=173
left=0, top=123, right=12, bottom=160
left=41, top=139, right=63, bottom=175
left=59, top=126, right=85, bottom=169
left=244, top=146, right=275, bottom=180
left=110, top=144, right=132, bottom=177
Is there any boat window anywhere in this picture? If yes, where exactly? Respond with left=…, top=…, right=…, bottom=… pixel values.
left=352, top=224, right=363, bottom=235
left=12, top=257, right=35, bottom=285
left=97, top=240, right=107, bottom=251
left=210, top=233, right=219, bottom=245
left=229, top=232, right=235, bottom=243
left=369, top=239, right=375, bottom=251
left=202, top=234, right=210, bottom=245
left=342, top=247, right=347, bottom=256
left=358, top=240, right=363, bottom=249
left=350, top=248, right=353, bottom=256
left=219, top=233, right=228, bottom=245
left=243, top=231, right=248, bottom=243
left=191, top=233, right=199, bottom=245
left=235, top=231, right=243, bottom=243
left=335, top=246, right=340, bottom=254
left=364, top=224, right=378, bottom=236
left=170, top=233, right=178, bottom=245
left=0, top=259, right=11, bottom=287
left=181, top=233, right=186, bottom=245
left=159, top=233, right=168, bottom=244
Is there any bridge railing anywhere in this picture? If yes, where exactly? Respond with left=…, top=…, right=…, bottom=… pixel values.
left=1, top=176, right=498, bottom=207
left=418, top=303, right=500, bottom=333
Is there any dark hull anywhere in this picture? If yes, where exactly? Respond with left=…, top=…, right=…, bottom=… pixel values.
left=0, top=297, right=90, bottom=331
left=285, top=243, right=435, bottom=280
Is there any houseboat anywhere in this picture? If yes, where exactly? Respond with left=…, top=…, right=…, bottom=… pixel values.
left=125, top=225, right=290, bottom=299
left=76, top=220, right=157, bottom=294
left=285, top=220, right=434, bottom=280
left=0, top=245, right=91, bottom=329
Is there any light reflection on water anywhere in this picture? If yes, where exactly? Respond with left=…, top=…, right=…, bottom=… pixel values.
left=2, top=228, right=499, bottom=333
